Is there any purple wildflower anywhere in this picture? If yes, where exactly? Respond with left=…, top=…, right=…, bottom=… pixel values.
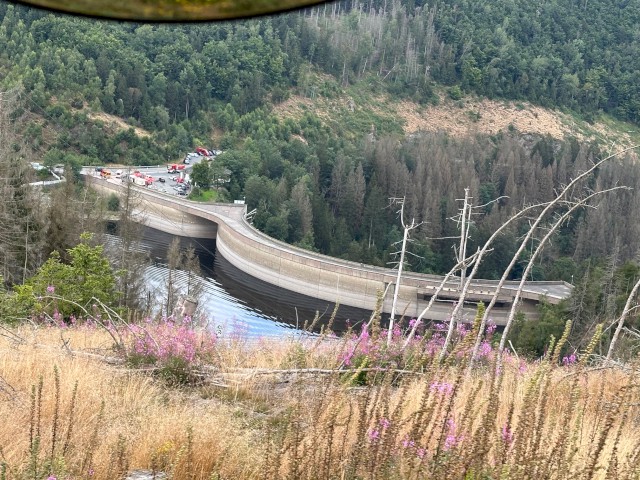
left=501, top=424, right=514, bottom=445
left=456, top=323, right=469, bottom=337
left=342, top=348, right=355, bottom=366
left=402, top=437, right=416, bottom=448
left=478, top=340, right=492, bottom=358
left=443, top=418, right=463, bottom=451
left=430, top=381, right=454, bottom=395
left=485, top=321, right=497, bottom=335
left=46, top=285, right=55, bottom=294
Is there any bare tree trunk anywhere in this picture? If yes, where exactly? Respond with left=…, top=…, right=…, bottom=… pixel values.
left=497, top=187, right=626, bottom=365
left=440, top=188, right=471, bottom=358
left=403, top=200, right=549, bottom=351
left=165, top=238, right=183, bottom=317
left=389, top=221, right=408, bottom=345
left=447, top=203, right=546, bottom=361
left=607, top=275, right=640, bottom=361
left=388, top=197, right=420, bottom=346
left=116, top=180, right=148, bottom=312
left=476, top=146, right=638, bottom=360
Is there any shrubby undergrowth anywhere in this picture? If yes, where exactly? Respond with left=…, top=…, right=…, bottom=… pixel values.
left=122, top=316, right=217, bottom=385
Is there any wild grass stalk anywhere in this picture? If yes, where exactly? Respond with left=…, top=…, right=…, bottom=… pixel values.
left=81, top=400, right=105, bottom=478
left=62, top=380, right=78, bottom=456
left=50, top=365, right=60, bottom=465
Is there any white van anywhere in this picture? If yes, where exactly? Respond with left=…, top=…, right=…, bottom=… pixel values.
left=115, top=170, right=123, bottom=178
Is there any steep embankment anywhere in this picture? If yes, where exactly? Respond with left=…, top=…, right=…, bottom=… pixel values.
left=273, top=86, right=640, bottom=150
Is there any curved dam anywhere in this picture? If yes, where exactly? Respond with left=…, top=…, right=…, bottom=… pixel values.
left=84, top=175, right=573, bottom=325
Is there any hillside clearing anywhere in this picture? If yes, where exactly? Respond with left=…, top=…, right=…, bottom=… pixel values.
left=274, top=91, right=640, bottom=148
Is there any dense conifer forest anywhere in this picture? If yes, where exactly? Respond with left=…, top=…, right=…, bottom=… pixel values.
left=3, top=0, right=640, bottom=350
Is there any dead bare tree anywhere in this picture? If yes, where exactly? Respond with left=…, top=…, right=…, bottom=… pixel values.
left=439, top=189, right=511, bottom=359
left=436, top=201, right=550, bottom=360
left=495, top=187, right=628, bottom=366
left=114, top=180, right=149, bottom=312
left=387, top=197, right=422, bottom=346
left=607, top=275, right=640, bottom=361
left=0, top=86, right=46, bottom=286
left=466, top=146, right=638, bottom=366
left=402, top=200, right=548, bottom=350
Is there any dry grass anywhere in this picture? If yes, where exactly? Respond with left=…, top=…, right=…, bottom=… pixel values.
left=2, top=324, right=640, bottom=479
left=0, top=327, right=259, bottom=480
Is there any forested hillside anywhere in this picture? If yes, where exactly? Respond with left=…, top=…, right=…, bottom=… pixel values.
left=2, top=0, right=640, bottom=347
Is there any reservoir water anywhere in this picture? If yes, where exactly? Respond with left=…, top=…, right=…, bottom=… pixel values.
left=130, top=226, right=374, bottom=338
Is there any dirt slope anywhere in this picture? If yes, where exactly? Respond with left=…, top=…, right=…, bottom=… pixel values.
left=88, top=111, right=151, bottom=138
left=274, top=91, right=639, bottom=149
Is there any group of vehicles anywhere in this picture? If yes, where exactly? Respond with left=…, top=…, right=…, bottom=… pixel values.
left=183, top=146, right=222, bottom=164
left=93, top=145, right=221, bottom=196
left=167, top=163, right=187, bottom=173
left=195, top=146, right=222, bottom=157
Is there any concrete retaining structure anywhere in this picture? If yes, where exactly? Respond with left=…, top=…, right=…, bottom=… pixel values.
left=84, top=175, right=573, bottom=325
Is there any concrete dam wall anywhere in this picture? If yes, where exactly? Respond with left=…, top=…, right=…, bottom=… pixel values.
left=85, top=175, right=572, bottom=325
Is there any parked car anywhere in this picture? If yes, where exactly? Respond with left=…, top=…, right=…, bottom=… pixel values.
left=158, top=177, right=166, bottom=183
left=177, top=190, right=187, bottom=196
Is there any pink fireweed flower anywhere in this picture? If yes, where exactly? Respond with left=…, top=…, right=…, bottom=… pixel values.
left=518, top=361, right=528, bottom=374
left=392, top=323, right=402, bottom=339
left=456, top=322, right=469, bottom=337
left=444, top=434, right=457, bottom=451
left=359, top=325, right=371, bottom=354
left=430, top=381, right=454, bottom=395
left=416, top=447, right=426, bottom=459
left=478, top=340, right=492, bottom=358
left=124, top=317, right=216, bottom=367
left=379, top=417, right=390, bottom=429
left=52, top=310, right=65, bottom=328
left=46, top=285, right=55, bottom=294
left=342, top=348, right=355, bottom=366
left=562, top=353, right=577, bottom=366
left=425, top=334, right=445, bottom=356
left=485, top=320, right=497, bottom=335
left=444, top=418, right=463, bottom=451
left=47, top=476, right=57, bottom=480
left=501, top=424, right=514, bottom=445
left=368, top=429, right=380, bottom=442
left=402, top=437, right=416, bottom=449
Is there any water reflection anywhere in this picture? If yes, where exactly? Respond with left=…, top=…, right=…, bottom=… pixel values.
left=129, top=226, right=373, bottom=337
